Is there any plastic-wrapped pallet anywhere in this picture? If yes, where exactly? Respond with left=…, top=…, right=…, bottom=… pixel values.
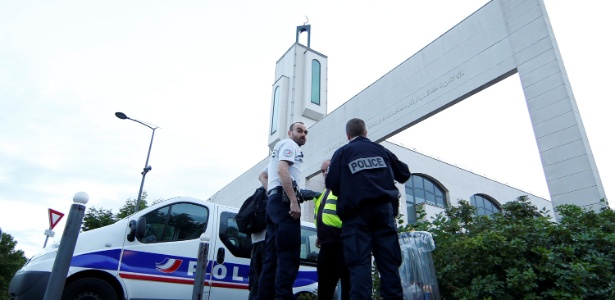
left=398, top=231, right=440, bottom=300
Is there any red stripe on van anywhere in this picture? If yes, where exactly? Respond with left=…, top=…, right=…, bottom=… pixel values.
left=120, top=273, right=194, bottom=284
left=119, top=273, right=249, bottom=289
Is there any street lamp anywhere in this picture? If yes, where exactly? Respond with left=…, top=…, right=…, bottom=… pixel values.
left=115, top=112, right=159, bottom=212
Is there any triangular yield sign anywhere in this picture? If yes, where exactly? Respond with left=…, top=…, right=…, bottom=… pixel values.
left=48, top=208, right=65, bottom=230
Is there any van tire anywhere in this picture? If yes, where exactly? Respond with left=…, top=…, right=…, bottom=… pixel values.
left=62, top=278, right=118, bottom=300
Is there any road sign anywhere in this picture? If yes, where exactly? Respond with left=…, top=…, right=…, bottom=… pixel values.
left=44, top=229, right=55, bottom=238
left=48, top=208, right=65, bottom=230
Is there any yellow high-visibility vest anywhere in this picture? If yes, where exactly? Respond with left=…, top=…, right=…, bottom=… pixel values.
left=313, top=189, right=342, bottom=228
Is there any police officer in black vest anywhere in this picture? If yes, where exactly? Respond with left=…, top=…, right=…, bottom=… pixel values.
left=325, top=118, right=410, bottom=300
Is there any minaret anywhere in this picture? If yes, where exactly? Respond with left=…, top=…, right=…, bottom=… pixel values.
left=267, top=23, right=328, bottom=150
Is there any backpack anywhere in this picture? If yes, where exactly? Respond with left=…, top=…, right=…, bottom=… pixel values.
left=236, top=187, right=268, bottom=234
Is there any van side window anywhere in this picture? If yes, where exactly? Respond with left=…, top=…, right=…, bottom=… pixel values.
left=219, top=212, right=252, bottom=258
left=139, top=202, right=209, bottom=244
left=300, top=226, right=319, bottom=266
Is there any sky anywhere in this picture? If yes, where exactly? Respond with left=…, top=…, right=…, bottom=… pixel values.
left=1, top=0, right=612, bottom=258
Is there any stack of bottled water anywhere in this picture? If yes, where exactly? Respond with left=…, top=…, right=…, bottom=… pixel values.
left=398, top=231, right=440, bottom=300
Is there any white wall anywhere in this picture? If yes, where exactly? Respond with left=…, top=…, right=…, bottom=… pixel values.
left=209, top=140, right=556, bottom=222
left=384, top=141, right=555, bottom=221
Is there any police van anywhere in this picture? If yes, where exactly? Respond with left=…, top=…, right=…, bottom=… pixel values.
left=9, top=197, right=320, bottom=299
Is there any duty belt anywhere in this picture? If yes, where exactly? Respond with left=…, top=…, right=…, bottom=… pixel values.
left=268, top=186, right=283, bottom=196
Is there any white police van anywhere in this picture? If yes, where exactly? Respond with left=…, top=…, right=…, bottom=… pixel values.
left=9, top=197, right=320, bottom=299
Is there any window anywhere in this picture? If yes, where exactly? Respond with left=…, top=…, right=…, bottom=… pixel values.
left=300, top=226, right=319, bottom=266
left=270, top=86, right=280, bottom=134
left=405, top=175, right=446, bottom=210
left=310, top=59, right=321, bottom=105
left=139, top=202, right=208, bottom=244
left=470, top=194, right=501, bottom=216
left=219, top=212, right=252, bottom=258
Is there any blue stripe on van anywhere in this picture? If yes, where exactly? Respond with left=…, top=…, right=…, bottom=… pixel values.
left=120, top=250, right=252, bottom=284
left=70, top=249, right=317, bottom=289
left=294, top=270, right=318, bottom=288
left=71, top=249, right=122, bottom=270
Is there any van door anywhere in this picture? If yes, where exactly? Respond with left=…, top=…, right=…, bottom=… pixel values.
left=295, top=224, right=319, bottom=295
left=119, top=201, right=213, bottom=299
left=208, top=207, right=252, bottom=299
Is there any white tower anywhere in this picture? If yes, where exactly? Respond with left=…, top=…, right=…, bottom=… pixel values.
left=267, top=24, right=328, bottom=150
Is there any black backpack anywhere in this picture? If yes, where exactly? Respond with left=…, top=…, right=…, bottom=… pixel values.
left=236, top=187, right=268, bottom=234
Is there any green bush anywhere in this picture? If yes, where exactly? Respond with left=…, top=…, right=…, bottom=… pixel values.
left=297, top=291, right=317, bottom=300
left=371, top=197, right=615, bottom=299
left=430, top=196, right=615, bottom=299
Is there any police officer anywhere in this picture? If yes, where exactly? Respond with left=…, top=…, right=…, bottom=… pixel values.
left=258, top=121, right=308, bottom=300
left=314, top=159, right=350, bottom=300
left=254, top=167, right=320, bottom=300
left=325, top=118, right=410, bottom=300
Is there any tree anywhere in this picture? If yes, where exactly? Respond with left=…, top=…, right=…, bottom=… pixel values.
left=82, top=207, right=116, bottom=232
left=116, top=191, right=150, bottom=220
left=428, top=196, right=615, bottom=299
left=0, top=233, right=27, bottom=300
left=81, top=192, right=166, bottom=232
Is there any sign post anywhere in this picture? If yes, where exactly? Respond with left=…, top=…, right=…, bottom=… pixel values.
left=43, top=208, right=65, bottom=248
left=43, top=192, right=88, bottom=300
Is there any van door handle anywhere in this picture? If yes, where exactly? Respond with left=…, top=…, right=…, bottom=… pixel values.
left=216, top=247, right=225, bottom=264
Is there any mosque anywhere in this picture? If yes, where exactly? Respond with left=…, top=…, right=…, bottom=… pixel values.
left=209, top=0, right=607, bottom=223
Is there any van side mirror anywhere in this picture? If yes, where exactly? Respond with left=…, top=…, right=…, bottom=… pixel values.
left=135, top=217, right=146, bottom=240
left=126, top=217, right=147, bottom=242
left=216, top=247, right=225, bottom=264
left=127, top=220, right=137, bottom=242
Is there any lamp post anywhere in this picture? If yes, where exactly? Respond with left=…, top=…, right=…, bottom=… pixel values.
left=115, top=112, right=158, bottom=212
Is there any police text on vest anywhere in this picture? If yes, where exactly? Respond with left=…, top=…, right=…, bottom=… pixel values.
left=348, top=157, right=386, bottom=174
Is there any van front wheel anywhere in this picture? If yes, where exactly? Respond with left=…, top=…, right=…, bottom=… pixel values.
left=62, top=278, right=118, bottom=300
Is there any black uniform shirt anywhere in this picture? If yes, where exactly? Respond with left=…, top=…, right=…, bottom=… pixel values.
left=325, top=136, right=411, bottom=220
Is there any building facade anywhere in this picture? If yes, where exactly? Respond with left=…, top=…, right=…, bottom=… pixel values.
left=210, top=0, right=608, bottom=222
